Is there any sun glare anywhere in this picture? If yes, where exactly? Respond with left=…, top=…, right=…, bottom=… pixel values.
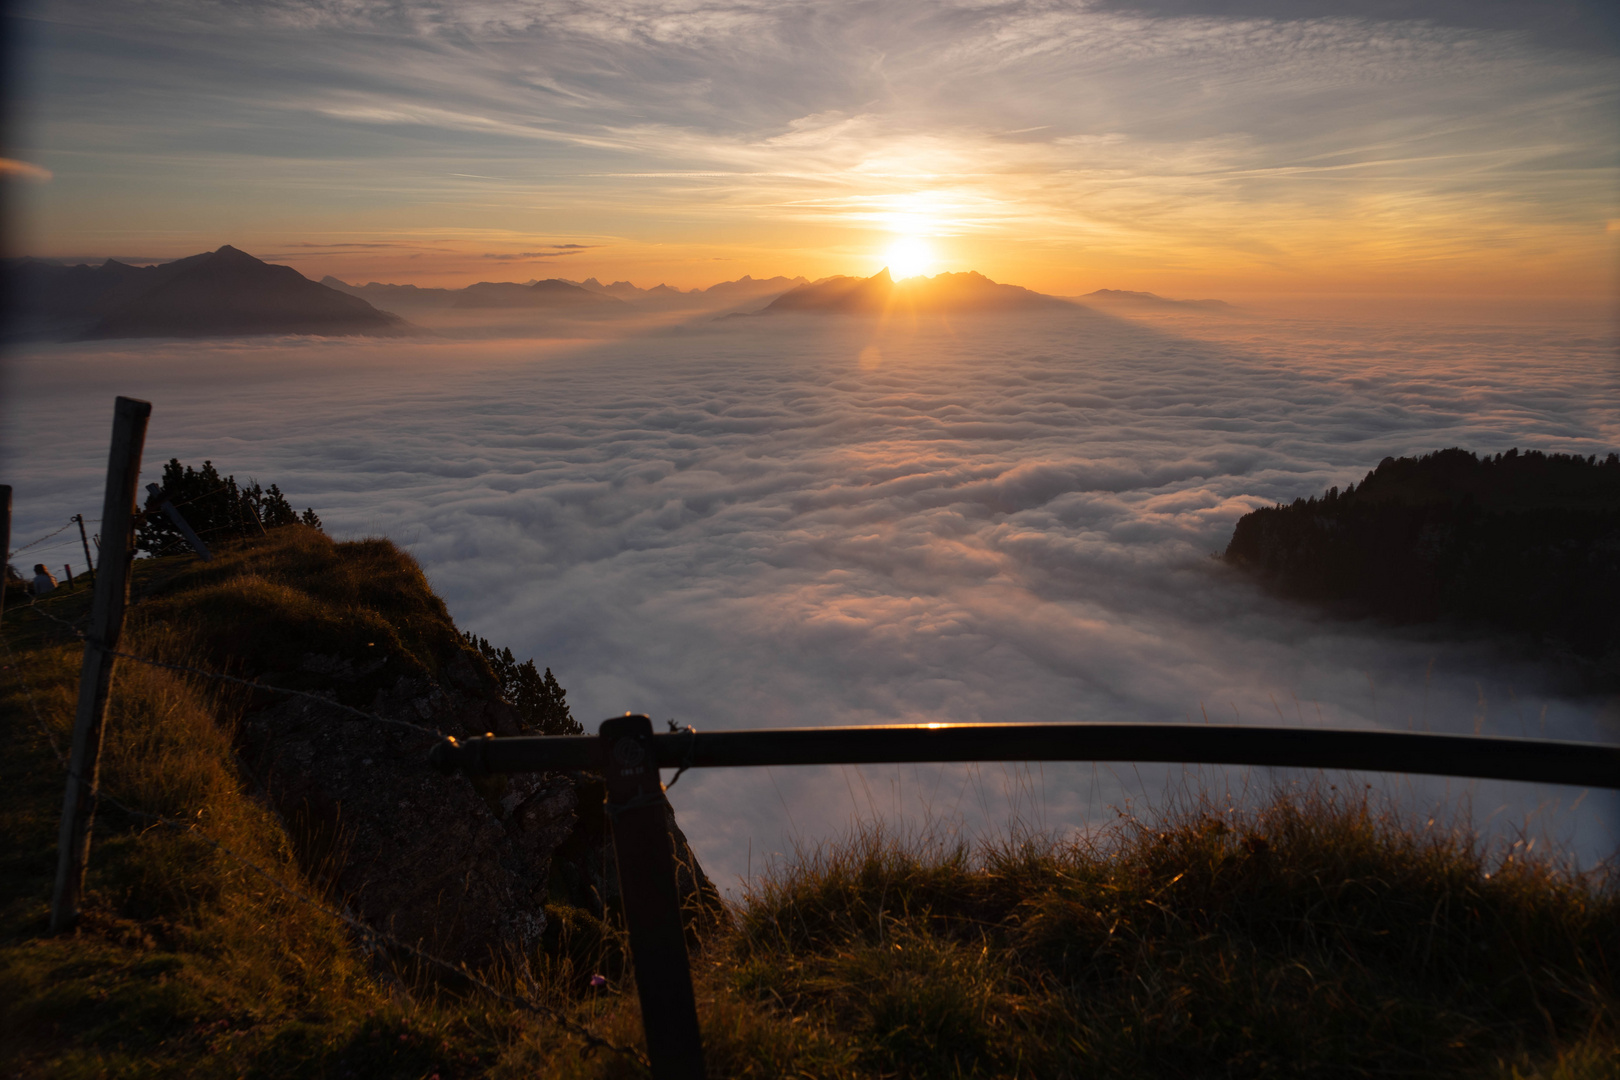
left=884, top=236, right=935, bottom=279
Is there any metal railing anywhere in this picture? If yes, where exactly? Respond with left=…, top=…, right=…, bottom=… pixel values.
left=431, top=715, right=1620, bottom=1080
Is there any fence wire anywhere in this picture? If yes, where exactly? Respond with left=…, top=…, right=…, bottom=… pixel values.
left=7, top=520, right=77, bottom=558
left=0, top=603, right=651, bottom=1073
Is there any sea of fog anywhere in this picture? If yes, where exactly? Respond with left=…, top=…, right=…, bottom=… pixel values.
left=3, top=301, right=1617, bottom=890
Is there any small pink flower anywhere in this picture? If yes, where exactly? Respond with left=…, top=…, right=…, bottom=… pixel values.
left=589, top=974, right=608, bottom=989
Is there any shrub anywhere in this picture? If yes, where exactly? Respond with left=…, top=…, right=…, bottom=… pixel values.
left=137, top=458, right=323, bottom=557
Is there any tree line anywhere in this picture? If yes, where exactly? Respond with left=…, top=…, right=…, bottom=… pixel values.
left=1225, top=448, right=1620, bottom=679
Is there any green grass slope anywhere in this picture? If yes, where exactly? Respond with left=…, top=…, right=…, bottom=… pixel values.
left=2, top=528, right=1617, bottom=1077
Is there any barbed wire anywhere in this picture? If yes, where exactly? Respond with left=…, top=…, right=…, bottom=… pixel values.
left=0, top=618, right=650, bottom=1071
left=20, top=601, right=91, bottom=636
left=16, top=601, right=443, bottom=739
left=91, top=791, right=649, bottom=1068
left=106, top=649, right=446, bottom=739
left=7, top=520, right=77, bottom=558
left=4, top=634, right=69, bottom=769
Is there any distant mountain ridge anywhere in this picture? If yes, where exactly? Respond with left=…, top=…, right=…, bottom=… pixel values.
left=322, top=272, right=810, bottom=312
left=7, top=246, right=1219, bottom=338
left=1076, top=289, right=1234, bottom=311
left=451, top=279, right=623, bottom=310
left=761, top=268, right=1071, bottom=315
left=7, top=246, right=405, bottom=340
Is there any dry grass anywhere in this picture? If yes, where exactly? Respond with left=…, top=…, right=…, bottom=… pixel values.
left=707, top=796, right=1620, bottom=1078
left=2, top=528, right=1616, bottom=1077
left=0, top=533, right=558, bottom=1077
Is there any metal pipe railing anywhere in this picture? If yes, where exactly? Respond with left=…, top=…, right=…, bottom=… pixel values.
left=430, top=721, right=1620, bottom=790
left=430, top=716, right=1620, bottom=1080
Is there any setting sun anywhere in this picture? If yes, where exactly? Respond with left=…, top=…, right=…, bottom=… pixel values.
left=884, top=236, right=936, bottom=279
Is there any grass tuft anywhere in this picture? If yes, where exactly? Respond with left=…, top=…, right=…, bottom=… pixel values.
left=2, top=529, right=1616, bottom=1076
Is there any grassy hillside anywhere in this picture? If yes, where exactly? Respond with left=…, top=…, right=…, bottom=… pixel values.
left=3, top=528, right=1617, bottom=1077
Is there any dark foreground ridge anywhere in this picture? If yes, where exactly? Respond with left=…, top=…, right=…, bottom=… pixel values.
left=4, top=520, right=1617, bottom=1075
left=1226, top=447, right=1620, bottom=685
left=5, top=245, right=406, bottom=340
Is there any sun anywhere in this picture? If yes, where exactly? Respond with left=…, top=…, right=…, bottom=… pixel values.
left=884, top=236, right=935, bottom=279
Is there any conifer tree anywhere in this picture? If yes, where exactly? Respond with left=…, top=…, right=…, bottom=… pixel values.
left=136, top=458, right=323, bottom=556
left=461, top=632, right=582, bottom=735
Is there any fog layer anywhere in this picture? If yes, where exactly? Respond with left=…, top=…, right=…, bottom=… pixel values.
left=3, top=303, right=1616, bottom=887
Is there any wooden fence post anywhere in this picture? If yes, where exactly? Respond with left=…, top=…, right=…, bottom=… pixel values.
left=0, top=485, right=11, bottom=627
left=600, top=713, right=706, bottom=1080
left=75, top=514, right=95, bottom=581
left=50, top=397, right=152, bottom=932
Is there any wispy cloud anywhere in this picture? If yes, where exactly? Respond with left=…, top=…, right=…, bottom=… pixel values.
left=15, top=0, right=1617, bottom=289
left=481, top=247, right=593, bottom=259
left=0, top=158, right=52, bottom=181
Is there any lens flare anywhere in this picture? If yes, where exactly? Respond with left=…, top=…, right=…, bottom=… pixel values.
left=884, top=236, right=935, bottom=279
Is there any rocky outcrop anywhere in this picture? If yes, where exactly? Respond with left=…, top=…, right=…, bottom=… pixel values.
left=137, top=527, right=719, bottom=971
left=236, top=646, right=720, bottom=971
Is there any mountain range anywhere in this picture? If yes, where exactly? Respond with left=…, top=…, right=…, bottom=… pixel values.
left=4, top=244, right=1230, bottom=341
left=320, top=272, right=809, bottom=312
left=760, top=268, right=1072, bottom=315
left=1074, top=288, right=1234, bottom=311
left=6, top=246, right=406, bottom=340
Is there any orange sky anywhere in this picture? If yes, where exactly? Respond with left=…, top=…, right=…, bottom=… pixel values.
left=9, top=2, right=1618, bottom=298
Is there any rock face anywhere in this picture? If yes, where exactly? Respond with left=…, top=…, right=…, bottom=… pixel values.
left=1225, top=448, right=1620, bottom=685
left=141, top=527, right=719, bottom=970
left=240, top=654, right=719, bottom=967
left=762, top=268, right=1069, bottom=315
left=5, top=246, right=406, bottom=339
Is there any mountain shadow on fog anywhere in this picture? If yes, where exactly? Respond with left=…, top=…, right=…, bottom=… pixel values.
left=1076, top=288, right=1235, bottom=311
left=760, top=268, right=1073, bottom=315
left=1226, top=448, right=1620, bottom=685
left=5, top=245, right=406, bottom=340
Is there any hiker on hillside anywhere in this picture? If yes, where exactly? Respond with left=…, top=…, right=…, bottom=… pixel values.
left=32, top=564, right=58, bottom=596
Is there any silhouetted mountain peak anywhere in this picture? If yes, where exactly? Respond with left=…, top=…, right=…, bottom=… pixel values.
left=762, top=268, right=1069, bottom=315
left=10, top=244, right=414, bottom=340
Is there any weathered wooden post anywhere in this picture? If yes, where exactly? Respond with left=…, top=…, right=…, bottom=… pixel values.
left=75, top=514, right=95, bottom=580
left=600, top=713, right=707, bottom=1080
left=0, top=485, right=11, bottom=627
left=51, top=396, right=152, bottom=932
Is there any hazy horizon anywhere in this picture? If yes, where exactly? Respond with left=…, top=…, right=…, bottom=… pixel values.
left=7, top=0, right=1617, bottom=297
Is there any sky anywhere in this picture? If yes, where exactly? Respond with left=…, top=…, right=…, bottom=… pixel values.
left=5, top=0, right=1618, bottom=295
left=4, top=303, right=1616, bottom=888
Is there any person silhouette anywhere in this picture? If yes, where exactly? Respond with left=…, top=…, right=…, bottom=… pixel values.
left=32, top=563, right=58, bottom=597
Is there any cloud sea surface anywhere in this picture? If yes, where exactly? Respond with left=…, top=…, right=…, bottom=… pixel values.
left=3, top=302, right=1617, bottom=889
